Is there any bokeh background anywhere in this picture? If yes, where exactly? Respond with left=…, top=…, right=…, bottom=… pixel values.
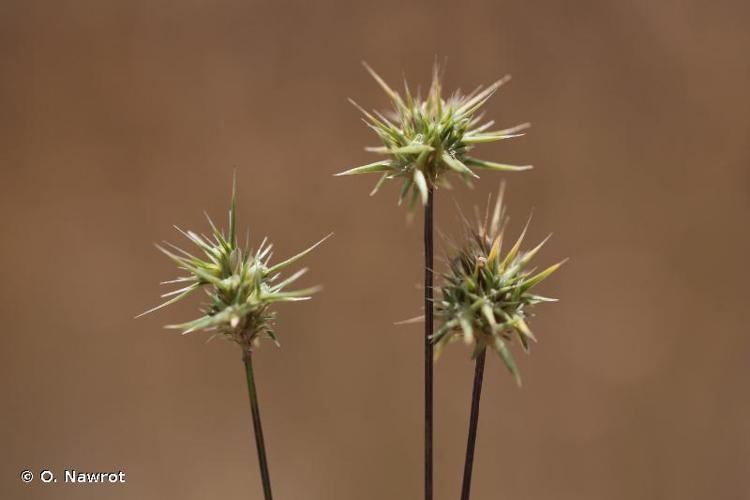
left=2, top=1, right=749, bottom=499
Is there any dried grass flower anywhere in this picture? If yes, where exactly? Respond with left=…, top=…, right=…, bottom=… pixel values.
left=336, top=63, right=531, bottom=209
left=138, top=177, right=330, bottom=352
left=433, top=185, right=565, bottom=385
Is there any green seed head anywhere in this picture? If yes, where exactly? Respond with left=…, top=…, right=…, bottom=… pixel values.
left=138, top=176, right=331, bottom=351
left=433, top=185, right=565, bottom=385
left=337, top=63, right=532, bottom=209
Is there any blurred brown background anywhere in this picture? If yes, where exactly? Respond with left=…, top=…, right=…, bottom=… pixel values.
left=1, top=1, right=749, bottom=499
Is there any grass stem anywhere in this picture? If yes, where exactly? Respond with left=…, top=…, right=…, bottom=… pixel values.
left=459, top=347, right=486, bottom=500
left=243, top=351, right=273, bottom=500
left=424, top=187, right=434, bottom=500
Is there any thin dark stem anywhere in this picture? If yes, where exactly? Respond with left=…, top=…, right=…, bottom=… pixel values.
left=424, top=187, right=434, bottom=500
left=459, top=348, right=487, bottom=500
left=243, top=351, right=273, bottom=500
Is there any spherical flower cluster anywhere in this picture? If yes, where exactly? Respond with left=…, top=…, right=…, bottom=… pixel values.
left=433, top=187, right=564, bottom=385
left=139, top=179, right=329, bottom=351
left=337, top=64, right=531, bottom=209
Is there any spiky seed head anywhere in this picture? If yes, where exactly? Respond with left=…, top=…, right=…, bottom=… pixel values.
left=336, top=62, right=532, bottom=210
left=138, top=176, right=331, bottom=352
left=433, top=184, right=565, bottom=385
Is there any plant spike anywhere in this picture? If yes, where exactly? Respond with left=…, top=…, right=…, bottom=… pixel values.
left=434, top=184, right=563, bottom=500
left=139, top=178, right=329, bottom=352
left=138, top=177, right=330, bottom=500
left=434, top=186, right=562, bottom=383
left=336, top=63, right=531, bottom=207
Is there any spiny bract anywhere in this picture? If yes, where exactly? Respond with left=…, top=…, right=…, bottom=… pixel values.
left=433, top=186, right=564, bottom=385
left=138, top=178, right=330, bottom=351
left=336, top=63, right=532, bottom=209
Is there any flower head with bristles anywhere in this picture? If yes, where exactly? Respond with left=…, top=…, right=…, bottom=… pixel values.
left=433, top=185, right=565, bottom=385
left=336, top=63, right=532, bottom=210
left=138, top=178, right=331, bottom=352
